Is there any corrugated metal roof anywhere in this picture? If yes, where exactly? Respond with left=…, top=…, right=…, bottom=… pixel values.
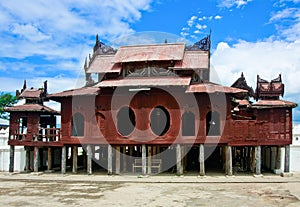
left=186, top=82, right=248, bottom=94
left=252, top=100, right=298, bottom=108
left=5, top=104, right=59, bottom=114
left=20, top=89, right=43, bottom=98
left=95, top=76, right=191, bottom=87
left=172, top=50, right=209, bottom=69
left=49, top=87, right=100, bottom=98
left=87, top=55, right=121, bottom=73
left=114, top=43, right=185, bottom=63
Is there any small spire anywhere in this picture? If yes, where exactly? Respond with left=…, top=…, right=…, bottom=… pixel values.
left=84, top=57, right=88, bottom=71
left=241, top=72, right=244, bottom=78
left=164, top=39, right=168, bottom=43
left=96, top=34, right=99, bottom=43
left=22, top=80, right=27, bottom=92
left=43, top=80, right=48, bottom=94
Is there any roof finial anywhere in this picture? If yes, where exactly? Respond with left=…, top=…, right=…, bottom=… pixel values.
left=96, top=34, right=99, bottom=43
left=164, top=39, right=168, bottom=44
left=84, top=57, right=88, bottom=71
left=22, top=80, right=27, bottom=92
left=241, top=72, right=244, bottom=78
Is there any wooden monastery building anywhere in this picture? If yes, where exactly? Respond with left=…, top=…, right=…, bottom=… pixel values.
left=6, top=35, right=297, bottom=176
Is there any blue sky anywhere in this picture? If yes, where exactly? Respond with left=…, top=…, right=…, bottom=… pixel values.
left=0, top=0, right=299, bottom=120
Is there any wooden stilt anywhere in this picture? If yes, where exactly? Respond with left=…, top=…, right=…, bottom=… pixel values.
left=142, top=144, right=147, bottom=175
left=123, top=146, right=127, bottom=172
left=199, top=144, right=205, bottom=176
left=61, top=146, right=66, bottom=174
left=251, top=147, right=256, bottom=173
left=107, top=145, right=113, bottom=175
left=148, top=146, right=152, bottom=174
left=72, top=146, right=78, bottom=173
left=87, top=144, right=92, bottom=175
left=152, top=146, right=157, bottom=158
left=47, top=147, right=52, bottom=171
left=34, top=146, right=39, bottom=172
left=280, top=146, right=285, bottom=172
left=225, top=146, right=233, bottom=176
left=255, top=146, right=261, bottom=175
left=116, top=146, right=120, bottom=174
left=9, top=145, right=15, bottom=173
left=176, top=144, right=183, bottom=175
left=25, top=147, right=30, bottom=172
left=284, top=145, right=290, bottom=173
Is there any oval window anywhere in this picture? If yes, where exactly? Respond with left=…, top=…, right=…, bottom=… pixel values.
left=117, top=107, right=136, bottom=136
left=150, top=106, right=170, bottom=136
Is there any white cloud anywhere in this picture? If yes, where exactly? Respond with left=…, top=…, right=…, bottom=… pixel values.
left=11, top=23, right=51, bottom=42
left=218, top=0, right=252, bottom=9
left=195, top=24, right=207, bottom=30
left=187, top=15, right=198, bottom=27
left=214, top=15, right=223, bottom=20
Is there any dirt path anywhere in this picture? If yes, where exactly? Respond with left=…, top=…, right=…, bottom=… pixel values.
left=0, top=178, right=300, bottom=207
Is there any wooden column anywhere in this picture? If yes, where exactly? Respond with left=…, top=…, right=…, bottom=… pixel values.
left=148, top=146, right=152, bottom=174
left=280, top=146, right=285, bottom=172
left=152, top=146, right=157, bottom=158
left=176, top=144, right=183, bottom=175
left=225, top=146, right=233, bottom=176
left=255, top=146, right=261, bottom=175
left=107, top=145, right=113, bottom=175
left=275, top=146, right=281, bottom=170
left=199, top=144, right=205, bottom=176
left=270, top=147, right=276, bottom=171
left=142, top=144, right=147, bottom=175
left=33, top=146, right=39, bottom=172
left=61, top=146, right=66, bottom=174
left=122, top=146, right=127, bottom=172
left=115, top=146, right=121, bottom=174
left=87, top=145, right=92, bottom=175
left=9, top=145, right=15, bottom=173
left=72, top=146, right=78, bottom=173
left=47, top=148, right=52, bottom=171
left=25, top=147, right=30, bottom=172
left=284, top=145, right=290, bottom=173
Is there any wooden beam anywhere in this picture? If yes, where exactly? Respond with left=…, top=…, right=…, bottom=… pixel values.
left=47, top=147, right=52, bottom=171
left=72, top=146, right=78, bottom=173
left=199, top=144, right=205, bottom=176
left=9, top=145, right=15, bottom=173
left=107, top=145, right=113, bottom=175
left=61, top=146, right=66, bottom=174
left=142, top=144, right=147, bottom=175
left=34, top=146, right=39, bottom=172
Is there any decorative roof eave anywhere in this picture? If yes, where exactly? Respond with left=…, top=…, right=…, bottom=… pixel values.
left=251, top=100, right=298, bottom=109
left=4, top=104, right=60, bottom=114
left=48, top=87, right=100, bottom=99
left=185, top=82, right=248, bottom=95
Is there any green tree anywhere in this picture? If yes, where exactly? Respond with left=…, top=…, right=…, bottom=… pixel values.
left=0, top=93, right=17, bottom=120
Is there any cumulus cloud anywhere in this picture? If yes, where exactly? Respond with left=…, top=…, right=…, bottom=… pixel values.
left=218, top=0, right=252, bottom=9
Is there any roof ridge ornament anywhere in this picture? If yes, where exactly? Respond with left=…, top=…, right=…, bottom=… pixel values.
left=186, top=34, right=211, bottom=51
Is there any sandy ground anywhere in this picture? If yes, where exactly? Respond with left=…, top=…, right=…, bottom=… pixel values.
left=1, top=173, right=300, bottom=207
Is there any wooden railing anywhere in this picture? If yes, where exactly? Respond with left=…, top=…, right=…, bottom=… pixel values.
left=10, top=128, right=61, bottom=142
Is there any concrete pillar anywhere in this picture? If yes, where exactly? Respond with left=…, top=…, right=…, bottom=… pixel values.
left=115, top=146, right=120, bottom=174
left=148, top=146, right=152, bottom=174
left=47, top=148, right=52, bottom=171
left=87, top=144, right=92, bottom=175
left=225, top=146, right=233, bottom=176
left=72, top=146, right=78, bottom=173
left=9, top=145, right=15, bottom=173
left=280, top=146, right=285, bottom=173
left=61, top=146, right=66, bottom=174
left=25, top=147, right=30, bottom=172
left=176, top=144, right=183, bottom=175
left=107, top=145, right=113, bottom=175
left=199, top=144, right=205, bottom=176
left=255, top=146, right=261, bottom=175
left=284, top=145, right=290, bottom=173
left=275, top=146, right=281, bottom=170
left=142, top=144, right=147, bottom=175
left=34, top=146, right=39, bottom=172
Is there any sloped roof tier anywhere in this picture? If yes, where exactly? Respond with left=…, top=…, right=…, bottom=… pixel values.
left=186, top=82, right=248, bottom=94
left=20, top=88, right=43, bottom=99
left=87, top=55, right=121, bottom=74
left=5, top=104, right=59, bottom=114
left=172, top=50, right=209, bottom=69
left=49, top=87, right=100, bottom=98
left=252, top=99, right=297, bottom=108
left=114, top=43, right=185, bottom=63
left=95, top=76, right=191, bottom=87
